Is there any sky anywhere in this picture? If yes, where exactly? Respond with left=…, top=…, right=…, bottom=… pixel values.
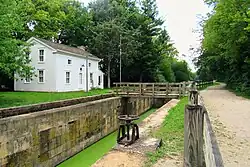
left=80, top=0, right=210, bottom=71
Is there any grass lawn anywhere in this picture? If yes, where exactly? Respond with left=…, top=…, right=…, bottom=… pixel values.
left=145, top=97, right=187, bottom=166
left=0, top=89, right=111, bottom=108
left=58, top=108, right=157, bottom=167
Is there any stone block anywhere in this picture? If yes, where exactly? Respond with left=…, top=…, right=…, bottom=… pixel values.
left=55, top=136, right=62, bottom=148
left=49, top=127, right=56, bottom=140
left=0, top=122, right=9, bottom=134
left=40, top=158, right=50, bottom=167
left=0, top=139, right=8, bottom=159
left=49, top=149, right=56, bottom=158
left=6, top=139, right=14, bottom=156
left=39, top=152, right=49, bottom=162
left=56, top=145, right=64, bottom=155
left=48, top=138, right=56, bottom=151
left=51, top=155, right=58, bottom=166
left=25, top=161, right=33, bottom=167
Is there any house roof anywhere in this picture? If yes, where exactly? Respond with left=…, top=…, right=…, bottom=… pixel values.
left=29, top=37, right=99, bottom=60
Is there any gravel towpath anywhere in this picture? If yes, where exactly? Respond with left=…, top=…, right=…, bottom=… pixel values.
left=200, top=84, right=250, bottom=167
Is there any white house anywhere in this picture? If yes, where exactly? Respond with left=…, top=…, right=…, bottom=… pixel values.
left=14, top=37, right=104, bottom=92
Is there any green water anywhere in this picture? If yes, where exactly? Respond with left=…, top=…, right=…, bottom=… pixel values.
left=58, top=108, right=157, bottom=167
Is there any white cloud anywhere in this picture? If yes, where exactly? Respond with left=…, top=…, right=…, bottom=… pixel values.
left=79, top=0, right=210, bottom=71
left=156, top=0, right=210, bottom=71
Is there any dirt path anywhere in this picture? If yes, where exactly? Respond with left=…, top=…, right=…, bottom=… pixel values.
left=92, top=151, right=146, bottom=167
left=153, top=156, right=182, bottom=167
left=201, top=84, right=250, bottom=167
left=92, top=99, right=180, bottom=167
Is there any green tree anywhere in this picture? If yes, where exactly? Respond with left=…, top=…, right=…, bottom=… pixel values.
left=0, top=0, right=33, bottom=79
left=17, top=0, right=67, bottom=40
left=155, top=29, right=178, bottom=82
left=59, top=0, right=93, bottom=46
left=197, top=0, right=250, bottom=93
left=135, top=0, right=164, bottom=81
left=88, top=0, right=134, bottom=87
left=159, top=56, right=176, bottom=82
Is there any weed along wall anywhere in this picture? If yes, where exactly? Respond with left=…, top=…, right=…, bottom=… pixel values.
left=0, top=96, right=153, bottom=167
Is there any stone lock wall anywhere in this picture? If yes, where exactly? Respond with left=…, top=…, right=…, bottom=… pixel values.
left=125, top=97, right=153, bottom=116
left=0, top=96, right=153, bottom=167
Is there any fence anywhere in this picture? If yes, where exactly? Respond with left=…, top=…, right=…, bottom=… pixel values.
left=114, top=82, right=191, bottom=97
left=196, top=80, right=214, bottom=89
left=114, top=81, right=214, bottom=97
left=184, top=84, right=223, bottom=167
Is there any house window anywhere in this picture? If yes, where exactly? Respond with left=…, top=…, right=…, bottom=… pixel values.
left=90, top=73, right=93, bottom=81
left=79, top=73, right=83, bottom=84
left=38, top=70, right=44, bottom=83
left=24, top=77, right=31, bottom=83
left=66, top=72, right=70, bottom=84
left=39, top=49, right=44, bottom=62
left=68, top=59, right=72, bottom=64
left=98, top=76, right=101, bottom=85
left=90, top=73, right=93, bottom=85
left=89, top=63, right=91, bottom=67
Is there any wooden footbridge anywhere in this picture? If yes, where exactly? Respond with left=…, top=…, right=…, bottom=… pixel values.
left=114, top=81, right=213, bottom=98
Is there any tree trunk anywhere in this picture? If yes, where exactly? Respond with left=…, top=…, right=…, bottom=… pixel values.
left=108, top=58, right=111, bottom=88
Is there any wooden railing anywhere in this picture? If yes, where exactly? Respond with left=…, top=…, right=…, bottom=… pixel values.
left=196, top=80, right=214, bottom=89
left=113, top=82, right=192, bottom=97
left=113, top=81, right=214, bottom=98
left=184, top=84, right=223, bottom=167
